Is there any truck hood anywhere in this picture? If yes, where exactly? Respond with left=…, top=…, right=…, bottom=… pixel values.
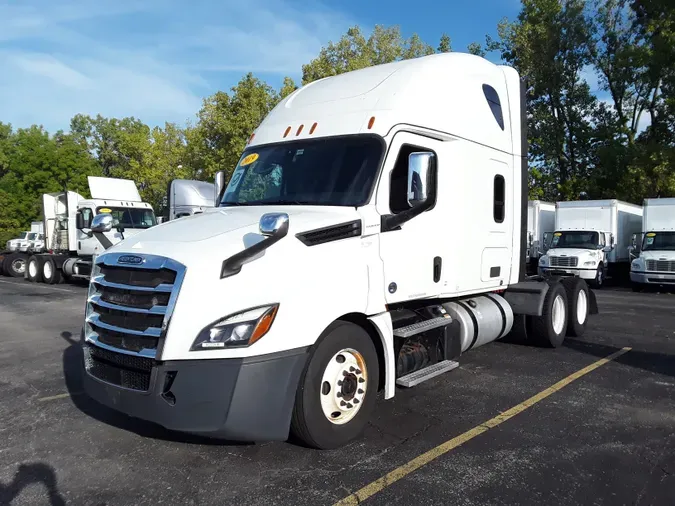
left=546, top=248, right=602, bottom=259
left=639, top=250, right=675, bottom=261
left=106, top=205, right=362, bottom=255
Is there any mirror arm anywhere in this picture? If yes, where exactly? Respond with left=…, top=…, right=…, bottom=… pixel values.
left=220, top=225, right=288, bottom=279
left=381, top=198, right=434, bottom=232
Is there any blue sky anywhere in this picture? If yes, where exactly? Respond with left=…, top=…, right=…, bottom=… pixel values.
left=0, top=0, right=525, bottom=132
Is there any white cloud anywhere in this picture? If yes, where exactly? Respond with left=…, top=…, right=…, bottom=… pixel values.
left=0, top=0, right=355, bottom=132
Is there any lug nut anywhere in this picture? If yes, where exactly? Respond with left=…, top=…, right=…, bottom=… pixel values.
left=358, top=378, right=365, bottom=383
left=337, top=392, right=343, bottom=398
left=346, top=403, right=353, bottom=409
left=340, top=400, right=347, bottom=406
left=353, top=398, right=360, bottom=404
left=358, top=389, right=364, bottom=394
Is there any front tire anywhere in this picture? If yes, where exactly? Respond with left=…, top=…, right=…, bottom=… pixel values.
left=531, top=281, right=569, bottom=348
left=290, top=321, right=379, bottom=449
left=591, top=264, right=604, bottom=289
left=561, top=277, right=589, bottom=337
left=5, top=253, right=27, bottom=278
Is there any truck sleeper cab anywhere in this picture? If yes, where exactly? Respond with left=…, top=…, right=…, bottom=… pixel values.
left=81, top=53, right=598, bottom=450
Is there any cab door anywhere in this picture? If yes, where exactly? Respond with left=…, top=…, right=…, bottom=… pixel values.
left=375, top=132, right=444, bottom=304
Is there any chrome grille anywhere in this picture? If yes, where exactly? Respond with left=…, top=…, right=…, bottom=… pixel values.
left=550, top=256, right=578, bottom=268
left=646, top=259, right=675, bottom=273
left=84, top=253, right=186, bottom=391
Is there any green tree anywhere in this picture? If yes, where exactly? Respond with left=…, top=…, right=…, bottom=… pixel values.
left=437, top=34, right=452, bottom=53
left=301, top=25, right=434, bottom=84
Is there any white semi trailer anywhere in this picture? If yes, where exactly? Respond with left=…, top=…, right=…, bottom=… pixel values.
left=81, top=52, right=598, bottom=450
left=25, top=176, right=157, bottom=284
left=539, top=199, right=643, bottom=287
left=630, top=197, right=675, bottom=290
left=526, top=200, right=555, bottom=274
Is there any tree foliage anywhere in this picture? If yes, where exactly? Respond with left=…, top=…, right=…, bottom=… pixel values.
left=1, top=3, right=674, bottom=244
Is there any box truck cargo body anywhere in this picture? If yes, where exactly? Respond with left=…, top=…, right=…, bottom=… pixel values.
left=80, top=52, right=598, bottom=450
left=630, top=198, right=675, bottom=289
left=538, top=200, right=642, bottom=286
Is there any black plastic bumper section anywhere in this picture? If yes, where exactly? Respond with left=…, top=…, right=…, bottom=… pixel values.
left=82, top=340, right=309, bottom=441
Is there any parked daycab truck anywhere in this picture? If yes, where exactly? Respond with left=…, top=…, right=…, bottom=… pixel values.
left=25, top=176, right=156, bottom=284
left=538, top=199, right=643, bottom=287
left=630, top=198, right=675, bottom=291
left=81, top=53, right=598, bottom=450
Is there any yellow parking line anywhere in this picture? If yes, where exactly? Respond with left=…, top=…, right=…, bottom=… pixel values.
left=334, top=346, right=631, bottom=506
left=37, top=392, right=82, bottom=402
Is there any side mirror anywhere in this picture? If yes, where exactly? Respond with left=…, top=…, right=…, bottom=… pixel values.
left=407, top=152, right=435, bottom=208
left=542, top=232, right=552, bottom=251
left=91, top=214, right=113, bottom=233
left=602, top=245, right=612, bottom=253
left=214, top=171, right=226, bottom=207
left=76, top=213, right=84, bottom=230
left=259, top=212, right=289, bottom=237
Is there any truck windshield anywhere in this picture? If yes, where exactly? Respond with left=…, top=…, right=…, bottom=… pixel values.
left=220, top=135, right=383, bottom=207
left=96, top=207, right=157, bottom=229
left=18, top=232, right=27, bottom=239
left=27, top=233, right=37, bottom=240
left=551, top=231, right=599, bottom=249
left=643, top=231, right=675, bottom=251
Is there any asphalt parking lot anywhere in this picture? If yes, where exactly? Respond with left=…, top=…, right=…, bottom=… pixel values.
left=1, top=277, right=674, bottom=506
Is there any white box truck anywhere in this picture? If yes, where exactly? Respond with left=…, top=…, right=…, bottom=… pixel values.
left=538, top=199, right=643, bottom=287
left=630, top=197, right=675, bottom=290
left=80, top=52, right=598, bottom=450
left=24, top=176, right=157, bottom=284
left=526, top=200, right=555, bottom=274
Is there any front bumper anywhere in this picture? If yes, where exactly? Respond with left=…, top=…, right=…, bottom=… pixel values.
left=538, top=266, right=598, bottom=280
left=630, top=271, right=675, bottom=285
left=82, top=340, right=309, bottom=441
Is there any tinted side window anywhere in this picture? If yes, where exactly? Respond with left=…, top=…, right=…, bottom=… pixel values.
left=482, top=84, right=505, bottom=130
left=81, top=208, right=93, bottom=229
left=493, top=175, right=505, bottom=223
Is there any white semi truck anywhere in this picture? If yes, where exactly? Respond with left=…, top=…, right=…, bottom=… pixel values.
left=81, top=53, right=598, bottom=450
left=25, top=176, right=157, bottom=284
left=538, top=199, right=643, bottom=287
left=630, top=197, right=675, bottom=291
left=526, top=200, right=555, bottom=274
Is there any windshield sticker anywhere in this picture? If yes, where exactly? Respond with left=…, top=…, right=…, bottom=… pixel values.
left=99, top=208, right=112, bottom=213
left=646, top=232, right=656, bottom=237
left=646, top=236, right=655, bottom=245
left=240, top=153, right=259, bottom=166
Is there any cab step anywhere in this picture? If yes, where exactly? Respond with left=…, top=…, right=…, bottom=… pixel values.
left=393, top=316, right=452, bottom=338
left=396, top=360, right=459, bottom=388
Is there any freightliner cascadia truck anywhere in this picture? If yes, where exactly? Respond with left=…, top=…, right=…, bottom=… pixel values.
left=81, top=52, right=598, bottom=450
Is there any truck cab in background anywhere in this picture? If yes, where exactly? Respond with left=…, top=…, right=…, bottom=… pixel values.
left=526, top=200, right=555, bottom=275
left=165, top=178, right=217, bottom=221
left=24, top=176, right=156, bottom=284
left=81, top=52, right=598, bottom=450
left=539, top=199, right=643, bottom=287
left=630, top=198, right=675, bottom=291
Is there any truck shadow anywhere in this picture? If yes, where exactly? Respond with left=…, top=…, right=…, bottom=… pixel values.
left=563, top=338, right=675, bottom=380
left=60, top=331, right=251, bottom=446
left=0, top=462, right=66, bottom=506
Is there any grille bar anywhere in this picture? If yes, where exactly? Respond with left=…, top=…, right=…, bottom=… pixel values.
left=91, top=274, right=174, bottom=293
left=87, top=314, right=162, bottom=337
left=89, top=293, right=167, bottom=315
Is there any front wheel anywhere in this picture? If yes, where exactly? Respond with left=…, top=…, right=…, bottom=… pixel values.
left=42, top=257, right=62, bottom=284
left=590, top=264, right=605, bottom=289
left=26, top=256, right=43, bottom=283
left=4, top=253, right=27, bottom=278
left=290, top=321, right=379, bottom=449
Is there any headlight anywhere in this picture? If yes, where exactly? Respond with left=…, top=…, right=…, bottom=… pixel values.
left=631, top=261, right=641, bottom=270
left=191, top=304, right=279, bottom=350
left=583, top=260, right=596, bottom=266
left=539, top=257, right=547, bottom=265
